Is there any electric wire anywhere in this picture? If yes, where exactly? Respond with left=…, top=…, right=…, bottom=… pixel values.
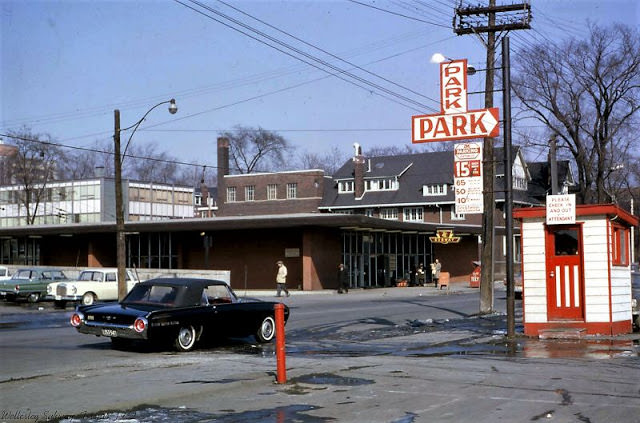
left=175, top=0, right=436, bottom=113
left=214, top=0, right=439, bottom=105
left=346, top=0, right=451, bottom=27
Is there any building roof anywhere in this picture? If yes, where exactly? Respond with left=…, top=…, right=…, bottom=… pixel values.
left=0, top=213, right=490, bottom=237
left=322, top=148, right=545, bottom=210
left=526, top=160, right=575, bottom=199
left=322, top=151, right=455, bottom=209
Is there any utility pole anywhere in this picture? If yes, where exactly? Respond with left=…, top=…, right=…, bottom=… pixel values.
left=114, top=109, right=127, bottom=301
left=549, top=135, right=559, bottom=195
left=454, top=1, right=531, bottom=315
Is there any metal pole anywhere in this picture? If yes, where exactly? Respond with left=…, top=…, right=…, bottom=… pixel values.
left=480, top=0, right=497, bottom=314
left=114, top=109, right=127, bottom=301
left=275, top=303, right=287, bottom=384
left=502, top=36, right=515, bottom=338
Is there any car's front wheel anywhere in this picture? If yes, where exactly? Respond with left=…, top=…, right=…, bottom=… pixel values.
left=27, top=292, right=41, bottom=303
left=175, top=325, right=197, bottom=352
left=82, top=292, right=96, bottom=305
left=256, top=316, right=276, bottom=343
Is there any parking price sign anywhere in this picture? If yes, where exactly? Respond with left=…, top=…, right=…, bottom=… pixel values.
left=454, top=142, right=483, bottom=214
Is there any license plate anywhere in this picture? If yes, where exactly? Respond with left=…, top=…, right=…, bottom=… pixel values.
left=101, top=329, right=118, bottom=337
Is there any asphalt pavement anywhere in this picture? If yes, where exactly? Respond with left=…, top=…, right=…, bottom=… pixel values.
left=1, top=282, right=639, bottom=423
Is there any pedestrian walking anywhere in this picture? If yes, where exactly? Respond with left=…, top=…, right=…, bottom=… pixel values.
left=275, top=260, right=290, bottom=297
left=431, top=258, right=441, bottom=288
left=337, top=263, right=349, bottom=293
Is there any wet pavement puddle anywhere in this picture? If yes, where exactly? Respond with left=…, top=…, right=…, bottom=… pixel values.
left=56, top=404, right=336, bottom=423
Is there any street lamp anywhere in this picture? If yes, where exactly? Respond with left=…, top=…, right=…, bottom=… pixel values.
left=114, top=99, right=177, bottom=300
left=430, top=53, right=476, bottom=75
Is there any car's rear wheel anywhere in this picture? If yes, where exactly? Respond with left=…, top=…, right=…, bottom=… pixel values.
left=256, top=316, right=276, bottom=343
left=175, top=325, right=197, bottom=352
left=27, top=292, right=41, bottom=303
left=82, top=292, right=96, bottom=305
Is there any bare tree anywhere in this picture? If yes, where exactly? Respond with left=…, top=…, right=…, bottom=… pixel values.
left=6, top=128, right=62, bottom=225
left=219, top=125, right=292, bottom=174
left=512, top=23, right=640, bottom=204
left=58, top=139, right=112, bottom=180
left=297, top=146, right=347, bottom=175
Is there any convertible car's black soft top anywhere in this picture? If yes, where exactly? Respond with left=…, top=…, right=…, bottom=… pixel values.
left=71, top=277, right=289, bottom=351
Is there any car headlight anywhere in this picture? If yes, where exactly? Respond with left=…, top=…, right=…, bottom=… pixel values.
left=632, top=298, right=638, bottom=310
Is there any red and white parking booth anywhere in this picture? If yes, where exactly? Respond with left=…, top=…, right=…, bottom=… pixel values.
left=513, top=204, right=638, bottom=336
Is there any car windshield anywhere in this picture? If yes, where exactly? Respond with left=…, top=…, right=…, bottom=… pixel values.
left=123, top=284, right=184, bottom=307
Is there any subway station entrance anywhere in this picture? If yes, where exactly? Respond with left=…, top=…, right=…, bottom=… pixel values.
left=341, top=231, right=433, bottom=288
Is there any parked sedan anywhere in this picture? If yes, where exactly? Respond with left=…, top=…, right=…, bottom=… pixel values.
left=70, top=278, right=290, bottom=351
left=47, top=268, right=140, bottom=307
left=0, top=268, right=68, bottom=303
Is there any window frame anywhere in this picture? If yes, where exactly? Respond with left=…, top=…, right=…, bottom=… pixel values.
left=611, top=224, right=629, bottom=266
left=267, top=184, right=277, bottom=200
left=403, top=207, right=424, bottom=222
left=226, top=187, right=237, bottom=203
left=286, top=183, right=297, bottom=199
left=245, top=185, right=255, bottom=202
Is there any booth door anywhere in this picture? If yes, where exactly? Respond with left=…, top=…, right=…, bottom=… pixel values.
left=545, top=226, right=584, bottom=320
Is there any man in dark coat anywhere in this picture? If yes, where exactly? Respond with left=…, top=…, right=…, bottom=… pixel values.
left=337, top=263, right=349, bottom=293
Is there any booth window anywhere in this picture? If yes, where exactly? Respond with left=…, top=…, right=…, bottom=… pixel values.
left=611, top=224, right=629, bottom=266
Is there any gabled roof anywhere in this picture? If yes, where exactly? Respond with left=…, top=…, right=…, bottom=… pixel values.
left=322, top=151, right=455, bottom=209
left=322, top=146, right=560, bottom=210
left=527, top=160, right=575, bottom=199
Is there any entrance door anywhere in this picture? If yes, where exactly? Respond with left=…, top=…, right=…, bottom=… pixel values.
left=545, top=226, right=584, bottom=320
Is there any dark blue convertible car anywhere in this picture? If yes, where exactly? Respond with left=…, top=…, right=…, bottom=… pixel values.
left=71, top=278, right=289, bottom=351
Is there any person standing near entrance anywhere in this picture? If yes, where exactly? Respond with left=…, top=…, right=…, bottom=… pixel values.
left=432, top=258, right=441, bottom=288
left=337, top=263, right=349, bottom=293
left=275, top=260, right=290, bottom=297
left=416, top=263, right=426, bottom=286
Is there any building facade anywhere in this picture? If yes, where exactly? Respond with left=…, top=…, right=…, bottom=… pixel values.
left=0, top=178, right=194, bottom=266
left=0, top=138, right=576, bottom=291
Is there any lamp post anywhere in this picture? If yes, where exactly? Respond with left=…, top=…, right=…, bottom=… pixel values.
left=114, top=99, right=177, bottom=300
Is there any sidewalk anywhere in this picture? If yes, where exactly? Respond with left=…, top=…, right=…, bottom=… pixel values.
left=236, top=280, right=478, bottom=298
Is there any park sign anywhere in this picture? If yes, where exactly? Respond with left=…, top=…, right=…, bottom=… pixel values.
left=412, top=59, right=500, bottom=143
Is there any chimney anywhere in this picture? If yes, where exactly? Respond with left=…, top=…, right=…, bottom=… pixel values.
left=217, top=137, right=230, bottom=207
left=94, top=166, right=105, bottom=178
left=353, top=143, right=365, bottom=199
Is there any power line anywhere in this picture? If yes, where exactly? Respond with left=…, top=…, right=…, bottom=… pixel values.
left=0, top=132, right=217, bottom=171
left=174, top=0, right=435, bottom=112
left=215, top=0, right=439, bottom=105
left=347, top=0, right=451, bottom=27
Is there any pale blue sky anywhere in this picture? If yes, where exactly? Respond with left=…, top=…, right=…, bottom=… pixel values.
left=1, top=0, right=638, bottom=176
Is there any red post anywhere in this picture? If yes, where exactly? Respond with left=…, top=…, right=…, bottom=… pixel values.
left=274, top=303, right=286, bottom=384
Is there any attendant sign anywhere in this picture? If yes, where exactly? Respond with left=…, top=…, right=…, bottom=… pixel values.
left=546, top=194, right=576, bottom=225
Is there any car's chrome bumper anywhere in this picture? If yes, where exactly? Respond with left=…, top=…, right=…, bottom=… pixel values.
left=76, top=321, right=148, bottom=340
left=52, top=294, right=82, bottom=301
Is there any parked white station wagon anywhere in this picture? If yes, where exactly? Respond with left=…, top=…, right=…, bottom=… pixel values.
left=47, top=268, right=140, bottom=307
